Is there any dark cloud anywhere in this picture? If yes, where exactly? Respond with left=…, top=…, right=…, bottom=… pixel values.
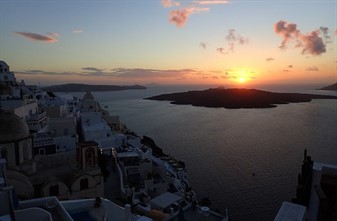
left=17, top=67, right=230, bottom=82
left=25, top=70, right=45, bottom=73
left=266, top=57, right=274, bottom=62
left=274, top=20, right=327, bottom=55
left=200, top=42, right=208, bottom=49
left=283, top=69, right=289, bottom=72
left=216, top=29, right=248, bottom=54
left=305, top=66, right=319, bottom=71
left=216, top=47, right=226, bottom=54
left=226, top=29, right=248, bottom=45
left=288, top=65, right=293, bottom=68
left=320, top=26, right=331, bottom=42
left=82, top=67, right=104, bottom=72
left=16, top=70, right=72, bottom=75
left=15, top=32, right=58, bottom=42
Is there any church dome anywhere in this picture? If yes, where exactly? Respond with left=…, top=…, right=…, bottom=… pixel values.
left=0, top=109, right=30, bottom=143
left=0, top=60, right=10, bottom=73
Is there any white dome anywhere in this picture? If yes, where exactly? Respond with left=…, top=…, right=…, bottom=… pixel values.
left=0, top=60, right=10, bottom=73
left=0, top=110, right=30, bottom=143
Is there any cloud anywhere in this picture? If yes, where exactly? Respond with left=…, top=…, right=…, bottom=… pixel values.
left=110, top=68, right=201, bottom=79
left=274, top=20, right=327, bottom=55
left=224, top=69, right=255, bottom=80
left=288, top=65, right=293, bottom=68
left=226, top=29, right=248, bottom=44
left=200, top=42, right=208, bottom=49
left=169, top=7, right=209, bottom=27
left=305, top=66, right=319, bottom=71
left=25, top=70, right=45, bottom=73
left=300, top=31, right=326, bottom=55
left=161, top=0, right=180, bottom=7
left=162, top=0, right=225, bottom=27
left=72, top=29, right=83, bottom=33
left=320, top=26, right=330, bottom=40
left=14, top=32, right=58, bottom=42
left=16, top=70, right=72, bottom=75
left=335, top=29, right=337, bottom=35
left=17, top=67, right=236, bottom=83
left=47, top=32, right=60, bottom=37
left=193, top=0, right=229, bottom=5
left=266, top=57, right=274, bottom=62
left=216, top=47, right=226, bottom=54
left=216, top=29, right=248, bottom=54
left=283, top=69, right=289, bottom=72
left=82, top=67, right=104, bottom=72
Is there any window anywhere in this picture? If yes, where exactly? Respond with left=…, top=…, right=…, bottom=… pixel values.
left=49, top=185, right=59, bottom=196
left=23, top=143, right=29, bottom=160
left=64, top=128, right=68, bottom=136
left=80, top=178, right=89, bottom=190
left=85, top=148, right=95, bottom=168
left=1, top=149, right=7, bottom=160
left=39, top=148, right=45, bottom=155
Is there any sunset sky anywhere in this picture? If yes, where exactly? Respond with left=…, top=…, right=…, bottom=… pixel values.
left=0, top=0, right=336, bottom=86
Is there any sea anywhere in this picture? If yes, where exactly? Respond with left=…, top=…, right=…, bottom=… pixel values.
left=68, top=84, right=337, bottom=221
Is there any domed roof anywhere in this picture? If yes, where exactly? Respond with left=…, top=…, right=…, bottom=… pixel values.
left=0, top=109, right=30, bottom=143
left=0, top=60, right=10, bottom=71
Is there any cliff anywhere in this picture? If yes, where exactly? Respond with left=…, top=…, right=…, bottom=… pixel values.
left=319, top=83, right=337, bottom=91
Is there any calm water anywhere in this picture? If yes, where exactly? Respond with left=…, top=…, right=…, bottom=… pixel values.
left=69, top=85, right=337, bottom=221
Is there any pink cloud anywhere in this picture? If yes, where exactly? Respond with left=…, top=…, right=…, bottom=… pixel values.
left=47, top=32, right=60, bottom=37
left=169, top=7, right=209, bottom=27
left=161, top=0, right=180, bottom=7
left=299, top=31, right=326, bottom=55
left=266, top=57, right=274, bottom=62
left=274, top=20, right=327, bottom=55
left=193, top=0, right=229, bottom=5
left=15, top=32, right=57, bottom=42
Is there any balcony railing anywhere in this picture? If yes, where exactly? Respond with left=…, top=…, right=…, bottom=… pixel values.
left=27, top=111, right=47, bottom=121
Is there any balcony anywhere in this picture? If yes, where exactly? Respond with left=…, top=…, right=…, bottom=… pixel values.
left=27, top=111, right=47, bottom=121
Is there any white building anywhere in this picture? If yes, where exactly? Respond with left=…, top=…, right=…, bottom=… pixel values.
left=0, top=60, right=16, bottom=85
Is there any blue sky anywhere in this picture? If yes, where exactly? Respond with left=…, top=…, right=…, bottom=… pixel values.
left=0, top=0, right=336, bottom=86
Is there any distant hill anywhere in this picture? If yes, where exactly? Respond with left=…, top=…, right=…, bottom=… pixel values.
left=319, top=83, right=337, bottom=91
left=145, top=88, right=337, bottom=109
left=42, top=83, right=146, bottom=92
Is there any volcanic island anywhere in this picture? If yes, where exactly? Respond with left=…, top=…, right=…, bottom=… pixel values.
left=145, top=88, right=337, bottom=109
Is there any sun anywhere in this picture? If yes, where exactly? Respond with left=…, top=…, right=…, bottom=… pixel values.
left=238, top=77, right=246, bottom=83
left=236, top=70, right=250, bottom=83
